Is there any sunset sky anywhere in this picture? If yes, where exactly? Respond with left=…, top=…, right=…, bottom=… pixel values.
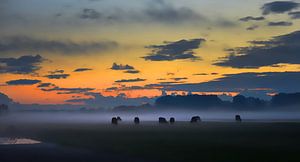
left=1, top=0, right=300, bottom=105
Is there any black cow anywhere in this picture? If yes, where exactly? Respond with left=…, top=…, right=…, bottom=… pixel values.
left=190, top=116, right=201, bottom=123
left=170, top=117, right=175, bottom=124
left=159, top=117, right=168, bottom=124
left=117, top=116, right=122, bottom=122
left=111, top=117, right=118, bottom=125
left=134, top=117, right=140, bottom=124
left=235, top=115, right=242, bottom=122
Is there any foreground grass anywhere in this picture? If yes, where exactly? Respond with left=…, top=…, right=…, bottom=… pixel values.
left=1, top=122, right=300, bottom=162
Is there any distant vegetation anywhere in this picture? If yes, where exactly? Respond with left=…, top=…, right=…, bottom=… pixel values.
left=0, top=104, right=8, bottom=113
left=153, top=93, right=300, bottom=110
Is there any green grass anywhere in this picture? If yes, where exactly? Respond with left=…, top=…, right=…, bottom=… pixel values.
left=2, top=122, right=300, bottom=162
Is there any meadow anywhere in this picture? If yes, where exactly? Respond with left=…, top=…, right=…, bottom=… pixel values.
left=1, top=120, right=300, bottom=162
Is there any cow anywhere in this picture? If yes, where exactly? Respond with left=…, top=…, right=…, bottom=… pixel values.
left=159, top=117, right=168, bottom=124
left=111, top=117, right=118, bottom=125
left=134, top=117, right=140, bottom=124
left=170, top=117, right=175, bottom=124
left=190, top=116, right=201, bottom=123
left=235, top=115, right=242, bottom=122
left=117, top=116, right=122, bottom=122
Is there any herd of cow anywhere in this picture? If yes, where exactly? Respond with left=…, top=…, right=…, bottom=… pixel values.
left=111, top=115, right=242, bottom=125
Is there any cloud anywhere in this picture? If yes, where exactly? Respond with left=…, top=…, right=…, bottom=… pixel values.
left=111, top=63, right=134, bottom=70
left=214, top=30, right=300, bottom=68
left=65, top=92, right=155, bottom=109
left=143, top=38, right=205, bottom=61
left=45, top=74, right=70, bottom=79
left=80, top=8, right=101, bottom=19
left=41, top=86, right=95, bottom=94
left=164, top=71, right=300, bottom=94
left=115, top=78, right=146, bottom=83
left=73, top=68, right=93, bottom=72
left=6, top=79, right=41, bottom=85
left=48, top=69, right=64, bottom=74
left=124, top=70, right=140, bottom=74
left=288, top=11, right=300, bottom=19
left=37, top=83, right=54, bottom=88
left=0, top=55, right=44, bottom=74
left=143, top=0, right=204, bottom=24
left=78, top=1, right=205, bottom=25
left=0, top=36, right=118, bottom=54
left=268, top=21, right=293, bottom=26
left=239, top=16, right=265, bottom=22
left=170, top=77, right=188, bottom=81
left=246, top=25, right=259, bottom=31
left=261, top=1, right=299, bottom=15
left=193, top=73, right=208, bottom=76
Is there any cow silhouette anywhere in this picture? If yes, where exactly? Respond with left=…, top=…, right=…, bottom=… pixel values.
left=159, top=117, right=168, bottom=124
left=111, top=117, right=118, bottom=125
left=134, top=117, right=140, bottom=124
left=117, top=116, right=122, bottom=122
left=235, top=115, right=242, bottom=122
left=170, top=117, right=175, bottom=124
left=190, top=116, right=201, bottom=123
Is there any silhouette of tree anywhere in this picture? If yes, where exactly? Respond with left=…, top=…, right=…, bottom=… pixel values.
left=271, top=93, right=300, bottom=106
left=155, top=95, right=223, bottom=109
left=0, top=104, right=8, bottom=113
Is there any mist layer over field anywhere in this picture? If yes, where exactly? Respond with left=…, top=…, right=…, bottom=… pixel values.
left=2, top=109, right=300, bottom=125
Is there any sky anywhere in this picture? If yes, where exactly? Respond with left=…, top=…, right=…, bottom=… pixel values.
left=1, top=0, right=300, bottom=106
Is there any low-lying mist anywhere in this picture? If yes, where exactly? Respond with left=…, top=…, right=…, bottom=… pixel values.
left=2, top=108, right=300, bottom=125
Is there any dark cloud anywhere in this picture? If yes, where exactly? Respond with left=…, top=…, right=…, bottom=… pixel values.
left=246, top=25, right=259, bottom=31
left=239, top=16, right=265, bottom=22
left=0, top=55, right=44, bottom=74
left=288, top=11, right=300, bottom=19
left=214, top=30, right=300, bottom=68
left=73, top=68, right=93, bottom=72
left=115, top=78, right=146, bottom=83
left=65, top=92, right=155, bottom=108
left=268, top=21, right=293, bottom=26
left=6, top=79, right=41, bottom=85
left=159, top=81, right=186, bottom=84
left=143, top=38, right=205, bottom=61
left=78, top=1, right=204, bottom=25
left=0, top=36, right=118, bottom=54
left=124, top=70, right=140, bottom=74
left=41, top=86, right=95, bottom=94
left=170, top=77, right=188, bottom=81
left=45, top=74, right=70, bottom=79
left=111, top=63, right=134, bottom=70
left=48, top=69, right=64, bottom=74
left=105, top=84, right=159, bottom=92
left=143, top=0, right=204, bottom=24
left=37, top=83, right=54, bottom=88
left=261, top=1, right=299, bottom=15
left=80, top=8, right=101, bottom=19
left=164, top=72, right=300, bottom=93
left=193, top=73, right=208, bottom=76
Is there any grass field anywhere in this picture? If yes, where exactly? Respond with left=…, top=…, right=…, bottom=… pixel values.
left=1, top=121, right=300, bottom=162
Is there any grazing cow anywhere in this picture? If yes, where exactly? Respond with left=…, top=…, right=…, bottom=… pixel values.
left=117, top=116, right=122, bottom=122
left=170, top=117, right=175, bottom=124
left=111, top=117, right=118, bottom=125
left=159, top=117, right=168, bottom=124
left=134, top=117, right=140, bottom=124
left=235, top=115, right=242, bottom=122
left=190, top=116, right=201, bottom=123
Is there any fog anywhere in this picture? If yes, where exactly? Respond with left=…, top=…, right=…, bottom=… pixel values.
left=2, top=109, right=300, bottom=125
